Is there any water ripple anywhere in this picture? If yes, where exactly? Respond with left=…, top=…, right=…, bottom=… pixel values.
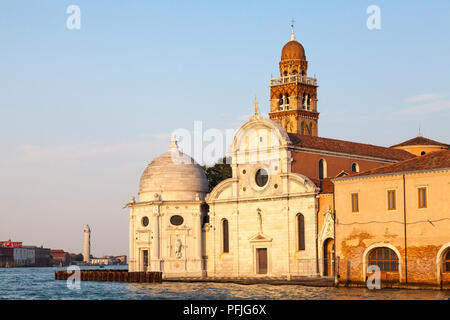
left=0, top=267, right=448, bottom=300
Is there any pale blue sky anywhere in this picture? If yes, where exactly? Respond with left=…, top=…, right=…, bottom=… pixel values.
left=1, top=1, right=449, bottom=256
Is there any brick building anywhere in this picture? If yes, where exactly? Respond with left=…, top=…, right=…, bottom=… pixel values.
left=24, top=246, right=51, bottom=267
left=0, top=247, right=14, bottom=267
left=333, top=150, right=450, bottom=288
left=50, top=250, right=71, bottom=266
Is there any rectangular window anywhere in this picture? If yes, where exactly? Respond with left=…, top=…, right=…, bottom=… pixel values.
left=143, top=250, right=148, bottom=268
left=297, top=214, right=305, bottom=250
left=223, top=220, right=229, bottom=253
left=418, top=187, right=427, bottom=208
left=387, top=190, right=396, bottom=210
left=351, top=193, right=359, bottom=213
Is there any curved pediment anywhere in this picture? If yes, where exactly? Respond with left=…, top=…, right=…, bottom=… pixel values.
left=206, top=178, right=236, bottom=202
left=287, top=173, right=319, bottom=194
left=230, top=117, right=292, bottom=164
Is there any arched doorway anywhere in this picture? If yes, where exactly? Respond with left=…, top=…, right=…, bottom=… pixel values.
left=441, top=248, right=450, bottom=284
left=323, top=238, right=334, bottom=276
left=443, top=250, right=450, bottom=272
left=367, top=247, right=399, bottom=283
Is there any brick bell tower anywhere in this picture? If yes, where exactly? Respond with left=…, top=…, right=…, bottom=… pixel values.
left=269, top=26, right=319, bottom=136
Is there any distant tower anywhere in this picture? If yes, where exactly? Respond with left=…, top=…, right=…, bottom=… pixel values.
left=269, top=24, right=319, bottom=136
left=83, top=225, right=91, bottom=263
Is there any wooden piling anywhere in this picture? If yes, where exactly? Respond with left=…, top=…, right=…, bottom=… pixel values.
left=53, top=270, right=162, bottom=283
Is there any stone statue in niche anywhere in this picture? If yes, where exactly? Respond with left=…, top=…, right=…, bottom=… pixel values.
left=175, top=239, right=183, bottom=259
left=257, top=208, right=262, bottom=233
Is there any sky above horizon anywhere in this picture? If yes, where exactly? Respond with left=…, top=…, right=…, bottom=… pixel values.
left=1, top=1, right=449, bottom=256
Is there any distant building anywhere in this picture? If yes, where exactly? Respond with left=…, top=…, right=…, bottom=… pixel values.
left=69, top=253, right=78, bottom=263
left=90, top=257, right=113, bottom=265
left=114, top=255, right=127, bottom=265
left=23, top=246, right=51, bottom=267
left=13, top=247, right=35, bottom=266
left=50, top=250, right=71, bottom=266
left=0, top=247, right=14, bottom=267
left=1, top=240, right=22, bottom=248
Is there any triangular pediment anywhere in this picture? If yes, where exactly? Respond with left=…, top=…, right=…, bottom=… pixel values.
left=248, top=233, right=272, bottom=243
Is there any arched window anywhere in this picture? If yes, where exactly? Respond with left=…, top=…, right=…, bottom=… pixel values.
left=301, top=122, right=305, bottom=135
left=297, top=214, right=305, bottom=250
left=444, top=249, right=450, bottom=273
left=368, top=247, right=398, bottom=272
left=319, top=159, right=327, bottom=180
left=222, top=219, right=229, bottom=253
left=302, top=94, right=306, bottom=109
left=283, top=71, right=288, bottom=77
left=278, top=94, right=283, bottom=106
left=352, top=163, right=359, bottom=173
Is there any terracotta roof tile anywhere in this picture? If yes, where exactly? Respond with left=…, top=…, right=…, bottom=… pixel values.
left=390, top=136, right=449, bottom=148
left=338, top=149, right=450, bottom=178
left=288, top=133, right=415, bottom=161
left=311, top=178, right=334, bottom=194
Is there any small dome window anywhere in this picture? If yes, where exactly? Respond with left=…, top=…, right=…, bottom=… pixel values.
left=170, top=215, right=184, bottom=226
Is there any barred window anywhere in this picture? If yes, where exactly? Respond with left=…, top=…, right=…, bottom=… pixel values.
left=368, top=247, right=398, bottom=272
left=351, top=193, right=359, bottom=213
left=418, top=187, right=427, bottom=208
left=387, top=190, right=396, bottom=210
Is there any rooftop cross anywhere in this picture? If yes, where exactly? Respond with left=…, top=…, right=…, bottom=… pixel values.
left=290, top=18, right=296, bottom=40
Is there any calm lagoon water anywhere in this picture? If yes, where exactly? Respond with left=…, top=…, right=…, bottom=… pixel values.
left=0, top=267, right=449, bottom=300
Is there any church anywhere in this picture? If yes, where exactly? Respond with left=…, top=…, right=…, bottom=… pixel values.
left=127, top=28, right=450, bottom=287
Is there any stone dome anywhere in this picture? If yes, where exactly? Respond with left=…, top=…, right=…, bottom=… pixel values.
left=138, top=138, right=209, bottom=202
left=281, top=40, right=305, bottom=60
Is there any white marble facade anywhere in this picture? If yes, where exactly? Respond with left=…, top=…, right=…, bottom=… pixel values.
left=129, top=116, right=321, bottom=278
left=128, top=138, right=208, bottom=277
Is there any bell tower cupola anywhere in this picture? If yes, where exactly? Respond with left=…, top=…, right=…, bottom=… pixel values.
left=269, top=25, right=319, bottom=136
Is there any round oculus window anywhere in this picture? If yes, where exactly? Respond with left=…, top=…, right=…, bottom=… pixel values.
left=170, top=215, right=184, bottom=226
left=142, top=216, right=149, bottom=227
left=255, top=168, right=269, bottom=187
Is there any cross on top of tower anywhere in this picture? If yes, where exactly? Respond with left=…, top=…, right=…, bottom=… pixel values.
left=290, top=19, right=296, bottom=40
